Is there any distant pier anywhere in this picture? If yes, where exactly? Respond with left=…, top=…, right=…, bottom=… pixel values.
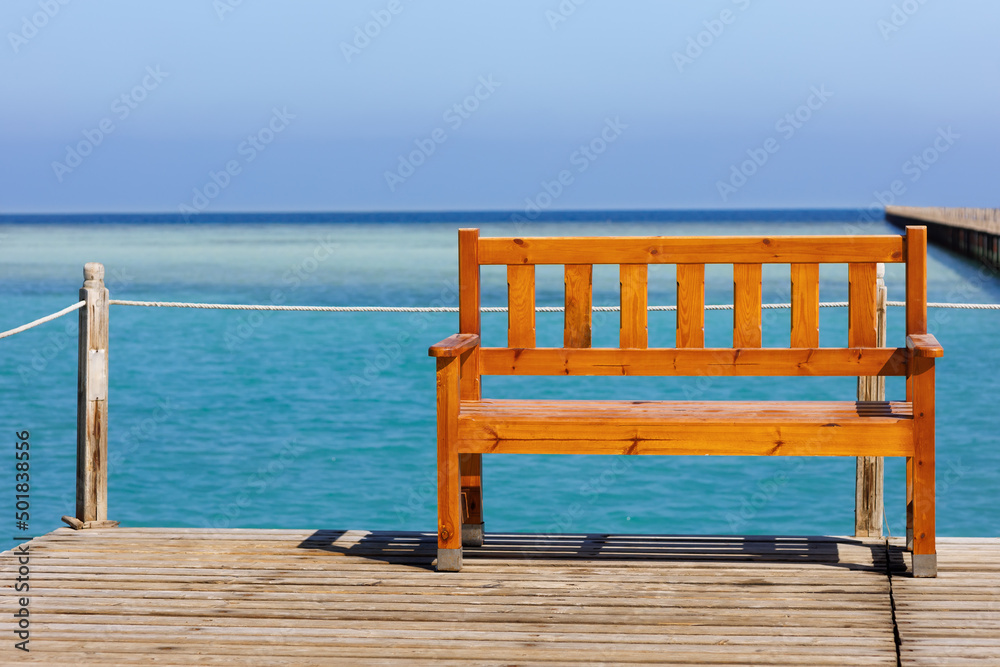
left=885, top=206, right=1000, bottom=270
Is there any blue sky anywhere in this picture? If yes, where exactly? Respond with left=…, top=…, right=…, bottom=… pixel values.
left=1, top=0, right=997, bottom=213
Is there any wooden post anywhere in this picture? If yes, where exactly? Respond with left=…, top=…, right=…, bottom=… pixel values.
left=77, top=262, right=109, bottom=524
left=855, top=264, right=887, bottom=537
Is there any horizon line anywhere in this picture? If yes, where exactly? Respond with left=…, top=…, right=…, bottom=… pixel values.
left=0, top=206, right=885, bottom=219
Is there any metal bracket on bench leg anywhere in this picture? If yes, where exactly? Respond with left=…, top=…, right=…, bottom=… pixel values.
left=462, top=523, right=484, bottom=547
left=912, top=553, right=937, bottom=578
left=436, top=548, right=463, bottom=572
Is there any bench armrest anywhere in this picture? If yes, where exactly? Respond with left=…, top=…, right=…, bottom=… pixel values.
left=429, top=333, right=480, bottom=358
left=907, top=333, right=944, bottom=358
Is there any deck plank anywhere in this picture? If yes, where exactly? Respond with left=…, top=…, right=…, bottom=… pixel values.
left=890, top=537, right=1000, bottom=665
left=3, top=529, right=997, bottom=665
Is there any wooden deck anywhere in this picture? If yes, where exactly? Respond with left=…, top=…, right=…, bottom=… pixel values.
left=2, top=528, right=998, bottom=665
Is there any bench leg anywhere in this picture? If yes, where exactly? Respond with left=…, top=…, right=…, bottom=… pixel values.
left=436, top=357, right=462, bottom=572
left=911, top=357, right=936, bottom=578
left=461, top=453, right=484, bottom=547
left=462, top=522, right=484, bottom=547
left=906, top=456, right=914, bottom=551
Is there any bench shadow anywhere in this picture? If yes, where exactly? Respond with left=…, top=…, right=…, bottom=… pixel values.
left=297, top=530, right=907, bottom=573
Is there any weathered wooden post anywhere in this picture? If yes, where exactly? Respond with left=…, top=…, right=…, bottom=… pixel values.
left=75, top=262, right=111, bottom=526
left=855, top=263, right=888, bottom=537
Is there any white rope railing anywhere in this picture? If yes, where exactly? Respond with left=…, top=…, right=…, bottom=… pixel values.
left=108, top=300, right=457, bottom=312
left=108, top=299, right=1000, bottom=312
left=0, top=301, right=85, bottom=340
left=108, top=300, right=839, bottom=312
left=922, top=302, right=1000, bottom=309
left=4, top=298, right=1000, bottom=340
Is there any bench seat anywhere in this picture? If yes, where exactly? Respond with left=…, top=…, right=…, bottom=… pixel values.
left=458, top=399, right=914, bottom=457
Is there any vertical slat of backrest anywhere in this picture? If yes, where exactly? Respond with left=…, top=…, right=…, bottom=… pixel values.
left=458, top=229, right=481, bottom=398
left=676, top=264, right=705, bottom=348
left=848, top=263, right=877, bottom=347
left=733, top=263, right=762, bottom=347
left=790, top=263, right=820, bottom=348
left=507, top=264, right=536, bottom=348
left=620, top=264, right=648, bottom=349
left=906, top=226, right=928, bottom=336
left=564, top=264, right=593, bottom=348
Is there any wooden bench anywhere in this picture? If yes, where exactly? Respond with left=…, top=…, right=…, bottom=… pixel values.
left=429, top=227, right=942, bottom=576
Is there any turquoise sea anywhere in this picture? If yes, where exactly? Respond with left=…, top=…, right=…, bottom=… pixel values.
left=2, top=210, right=998, bottom=552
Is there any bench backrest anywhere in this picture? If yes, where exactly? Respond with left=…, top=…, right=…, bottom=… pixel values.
left=456, top=227, right=927, bottom=392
